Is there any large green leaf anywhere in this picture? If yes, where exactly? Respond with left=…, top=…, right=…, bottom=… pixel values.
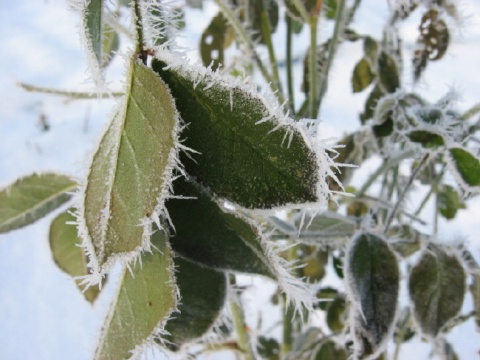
left=82, top=61, right=179, bottom=270
left=95, top=230, right=176, bottom=360
left=448, top=147, right=480, bottom=188
left=346, top=233, right=399, bottom=359
left=164, top=256, right=226, bottom=348
left=152, top=56, right=319, bottom=209
left=50, top=210, right=102, bottom=303
left=409, top=244, right=466, bottom=338
left=0, top=173, right=76, bottom=233
left=166, top=177, right=274, bottom=277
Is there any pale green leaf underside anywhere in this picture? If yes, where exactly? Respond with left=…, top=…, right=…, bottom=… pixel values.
left=85, top=0, right=103, bottom=66
left=49, top=210, right=101, bottom=303
left=95, top=230, right=176, bottom=360
left=0, top=173, right=76, bottom=233
left=84, top=61, right=178, bottom=268
left=409, top=244, right=466, bottom=337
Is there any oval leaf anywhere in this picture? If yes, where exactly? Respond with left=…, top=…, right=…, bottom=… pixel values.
left=166, top=177, right=274, bottom=277
left=164, top=256, right=226, bottom=349
left=50, top=210, right=102, bottom=303
left=94, top=230, right=176, bottom=360
left=409, top=244, right=466, bottom=338
left=352, top=57, right=375, bottom=93
left=200, top=12, right=234, bottom=71
left=407, top=130, right=445, bottom=148
left=378, top=51, right=400, bottom=93
left=152, top=55, right=319, bottom=209
left=0, top=173, right=76, bottom=233
left=81, top=61, right=179, bottom=270
left=346, top=233, right=399, bottom=359
left=448, top=147, right=480, bottom=189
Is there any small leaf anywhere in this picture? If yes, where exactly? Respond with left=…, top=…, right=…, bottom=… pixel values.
left=82, top=61, right=179, bottom=270
left=437, top=184, right=465, bottom=220
left=0, top=173, right=76, bottom=233
left=326, top=297, right=346, bottom=333
left=360, top=85, right=384, bottom=124
left=152, top=56, right=319, bottom=209
left=164, top=256, right=226, bottom=349
left=409, top=244, right=466, bottom=338
left=448, top=147, right=480, bottom=188
left=49, top=210, right=102, bottom=303
left=166, top=177, right=274, bottom=277
left=284, top=0, right=317, bottom=21
left=372, top=117, right=393, bottom=137
left=388, top=225, right=421, bottom=258
left=378, top=51, right=400, bottom=93
left=363, top=36, right=378, bottom=62
left=85, top=0, right=103, bottom=66
left=249, top=0, right=279, bottom=44
left=352, top=57, right=375, bottom=93
left=94, top=230, right=176, bottom=360
left=346, top=233, right=399, bottom=359
left=257, top=336, right=280, bottom=360
left=200, top=12, right=235, bottom=71
left=407, top=130, right=445, bottom=148
left=324, top=0, right=338, bottom=20
left=315, top=341, right=347, bottom=360
left=301, top=250, right=328, bottom=282
left=101, top=23, right=119, bottom=67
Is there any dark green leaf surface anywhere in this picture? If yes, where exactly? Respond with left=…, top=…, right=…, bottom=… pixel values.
left=200, top=12, right=234, bottom=70
left=152, top=57, right=319, bottom=209
left=352, top=57, right=375, bottom=93
left=166, top=177, right=274, bottom=276
left=95, top=230, right=176, bottom=360
left=0, top=173, right=76, bottom=233
left=347, top=233, right=399, bottom=357
left=83, top=62, right=178, bottom=268
left=448, top=147, right=480, bottom=187
left=85, top=0, right=103, bottom=66
left=164, top=256, right=226, bottom=348
left=378, top=52, right=400, bottom=93
left=407, top=130, right=444, bottom=148
left=409, top=244, right=466, bottom=337
left=326, top=297, right=346, bottom=333
left=50, top=210, right=102, bottom=303
left=437, top=185, right=465, bottom=220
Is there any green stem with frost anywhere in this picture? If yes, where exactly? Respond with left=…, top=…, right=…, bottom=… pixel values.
left=229, top=275, right=254, bottom=360
left=133, top=0, right=147, bottom=63
left=18, top=83, right=123, bottom=99
left=286, top=14, right=295, bottom=114
left=308, top=14, right=319, bottom=118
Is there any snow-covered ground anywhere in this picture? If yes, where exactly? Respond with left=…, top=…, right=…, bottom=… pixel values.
left=1, top=1, right=479, bottom=359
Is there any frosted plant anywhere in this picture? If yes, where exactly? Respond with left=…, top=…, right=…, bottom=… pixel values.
left=3, top=0, right=480, bottom=359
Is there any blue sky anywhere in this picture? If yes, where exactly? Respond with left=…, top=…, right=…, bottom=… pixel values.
left=1, top=1, right=480, bottom=359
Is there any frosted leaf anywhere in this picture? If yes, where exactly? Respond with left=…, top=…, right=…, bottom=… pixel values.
left=78, top=60, right=180, bottom=275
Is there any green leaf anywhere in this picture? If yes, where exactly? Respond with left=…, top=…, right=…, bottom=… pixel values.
left=257, top=336, right=280, bottom=360
left=166, top=177, right=274, bottom=277
left=363, top=36, right=378, bottom=62
left=200, top=12, right=235, bottom=71
left=164, top=256, right=226, bottom=349
left=388, top=225, right=421, bottom=258
left=407, top=130, right=445, bottom=148
left=249, top=0, right=279, bottom=44
left=352, top=57, right=375, bottom=93
left=85, top=0, right=103, bottom=66
left=152, top=56, right=319, bottom=209
left=316, top=287, right=339, bottom=311
left=346, top=233, right=399, bottom=358
left=49, top=210, right=102, bottom=303
left=284, top=0, right=317, bottom=21
left=448, top=147, right=480, bottom=188
left=82, top=61, right=179, bottom=269
left=326, top=296, right=346, bottom=333
left=437, top=184, right=465, bottom=220
left=0, top=173, right=76, bottom=233
left=378, top=51, right=400, bottom=93
left=409, top=244, right=466, bottom=337
left=324, top=0, right=338, bottom=20
left=101, top=23, right=119, bottom=67
left=315, top=341, right=347, bottom=360
left=360, top=85, right=384, bottom=124
left=95, top=230, right=176, bottom=360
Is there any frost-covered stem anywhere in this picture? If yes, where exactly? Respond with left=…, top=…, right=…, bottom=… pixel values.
left=357, top=149, right=415, bottom=197
left=414, top=165, right=445, bottom=217
left=281, top=297, right=295, bottom=357
left=214, top=0, right=277, bottom=96
left=259, top=0, right=285, bottom=106
left=384, top=153, right=429, bottom=234
left=460, top=103, right=480, bottom=121
left=18, top=82, right=123, bottom=99
left=286, top=15, right=295, bottom=114
left=308, top=14, right=319, bottom=118
left=133, top=0, right=147, bottom=64
left=289, top=0, right=310, bottom=22
left=316, top=0, right=346, bottom=114
left=229, top=275, right=254, bottom=360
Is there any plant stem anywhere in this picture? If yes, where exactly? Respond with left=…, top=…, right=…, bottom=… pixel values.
left=285, top=15, right=295, bottom=114
left=384, top=153, right=429, bottom=234
left=281, top=245, right=298, bottom=358
left=259, top=0, right=285, bottom=106
left=229, top=275, right=254, bottom=360
left=357, top=149, right=415, bottom=197
left=308, top=14, right=319, bottom=118
left=133, top=0, right=147, bottom=64
left=214, top=0, right=279, bottom=100
left=18, top=82, right=123, bottom=99
left=460, top=102, right=480, bottom=121
left=316, top=0, right=346, bottom=114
